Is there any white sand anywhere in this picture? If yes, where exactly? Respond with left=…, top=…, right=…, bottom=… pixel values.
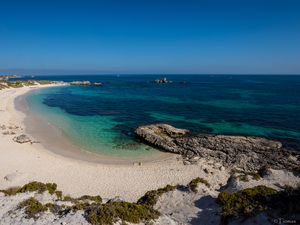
left=0, top=85, right=229, bottom=202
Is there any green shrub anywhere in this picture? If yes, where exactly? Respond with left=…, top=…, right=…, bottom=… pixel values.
left=55, top=190, right=63, bottom=200
left=22, top=80, right=37, bottom=86
left=217, top=185, right=277, bottom=223
left=77, top=195, right=102, bottom=203
left=0, top=181, right=57, bottom=196
left=188, top=177, right=211, bottom=192
left=85, top=202, right=160, bottom=225
left=63, top=195, right=76, bottom=202
left=137, top=184, right=177, bottom=206
left=19, top=181, right=57, bottom=194
left=18, top=197, right=48, bottom=219
left=0, top=187, right=20, bottom=196
left=236, top=171, right=261, bottom=182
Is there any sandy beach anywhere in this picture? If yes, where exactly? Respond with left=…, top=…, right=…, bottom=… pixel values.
left=0, top=84, right=226, bottom=202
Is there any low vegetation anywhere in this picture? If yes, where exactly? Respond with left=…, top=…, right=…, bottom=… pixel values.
left=3, top=181, right=178, bottom=224
left=231, top=168, right=261, bottom=182
left=137, top=184, right=177, bottom=206
left=269, top=185, right=300, bottom=219
left=0, top=181, right=57, bottom=196
left=77, top=195, right=103, bottom=203
left=217, top=185, right=277, bottom=224
left=0, top=80, right=54, bottom=90
left=217, top=184, right=300, bottom=224
left=18, top=197, right=48, bottom=219
left=85, top=202, right=160, bottom=225
left=188, top=177, right=211, bottom=192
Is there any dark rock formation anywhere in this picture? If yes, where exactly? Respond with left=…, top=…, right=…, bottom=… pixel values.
left=135, top=124, right=300, bottom=172
left=13, top=134, right=32, bottom=144
left=153, top=77, right=171, bottom=84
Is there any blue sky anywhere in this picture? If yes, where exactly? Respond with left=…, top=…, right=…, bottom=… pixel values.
left=0, top=0, right=300, bottom=75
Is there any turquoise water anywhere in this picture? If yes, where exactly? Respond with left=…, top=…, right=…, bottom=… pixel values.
left=23, top=75, right=300, bottom=157
left=26, top=87, right=158, bottom=157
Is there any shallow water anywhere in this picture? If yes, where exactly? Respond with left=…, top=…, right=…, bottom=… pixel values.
left=23, top=75, right=300, bottom=156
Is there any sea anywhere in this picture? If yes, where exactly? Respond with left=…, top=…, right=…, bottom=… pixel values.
left=15, top=75, right=300, bottom=158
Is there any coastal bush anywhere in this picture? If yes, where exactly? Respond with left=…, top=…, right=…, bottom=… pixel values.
left=0, top=186, right=20, bottom=196
left=55, top=190, right=63, bottom=200
left=217, top=185, right=277, bottom=224
left=77, top=195, right=102, bottom=203
left=44, top=203, right=63, bottom=214
left=137, top=184, right=177, bottom=206
left=63, top=195, right=76, bottom=202
left=85, top=202, right=160, bottom=225
left=237, top=173, right=261, bottom=182
left=19, top=198, right=66, bottom=219
left=19, top=181, right=57, bottom=194
left=62, top=194, right=102, bottom=204
left=7, top=81, right=24, bottom=88
left=18, top=197, right=48, bottom=219
left=0, top=80, right=53, bottom=90
left=188, top=177, right=211, bottom=192
left=271, top=186, right=300, bottom=218
left=72, top=201, right=92, bottom=211
left=20, top=80, right=36, bottom=86
left=0, top=181, right=57, bottom=196
left=231, top=168, right=261, bottom=182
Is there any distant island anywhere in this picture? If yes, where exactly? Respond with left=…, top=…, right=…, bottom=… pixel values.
left=0, top=74, right=18, bottom=81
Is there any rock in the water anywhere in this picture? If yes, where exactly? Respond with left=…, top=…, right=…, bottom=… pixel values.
left=13, top=134, right=31, bottom=144
left=70, top=81, right=91, bottom=86
left=153, top=77, right=171, bottom=84
left=135, top=123, right=300, bottom=172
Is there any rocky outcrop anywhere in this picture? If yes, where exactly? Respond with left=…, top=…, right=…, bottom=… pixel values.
left=69, top=81, right=103, bottom=86
left=135, top=124, right=300, bottom=172
left=70, top=81, right=91, bottom=86
left=13, top=134, right=32, bottom=144
left=153, top=77, right=171, bottom=84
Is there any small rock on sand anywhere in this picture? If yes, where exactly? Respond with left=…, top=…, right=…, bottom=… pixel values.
left=13, top=134, right=31, bottom=144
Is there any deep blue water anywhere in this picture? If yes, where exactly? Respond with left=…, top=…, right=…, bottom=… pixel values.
left=21, top=75, right=300, bottom=156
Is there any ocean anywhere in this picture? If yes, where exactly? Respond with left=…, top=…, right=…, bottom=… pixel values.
left=19, top=75, right=300, bottom=158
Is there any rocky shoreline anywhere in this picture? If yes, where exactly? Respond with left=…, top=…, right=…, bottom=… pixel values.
left=135, top=123, right=300, bottom=172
